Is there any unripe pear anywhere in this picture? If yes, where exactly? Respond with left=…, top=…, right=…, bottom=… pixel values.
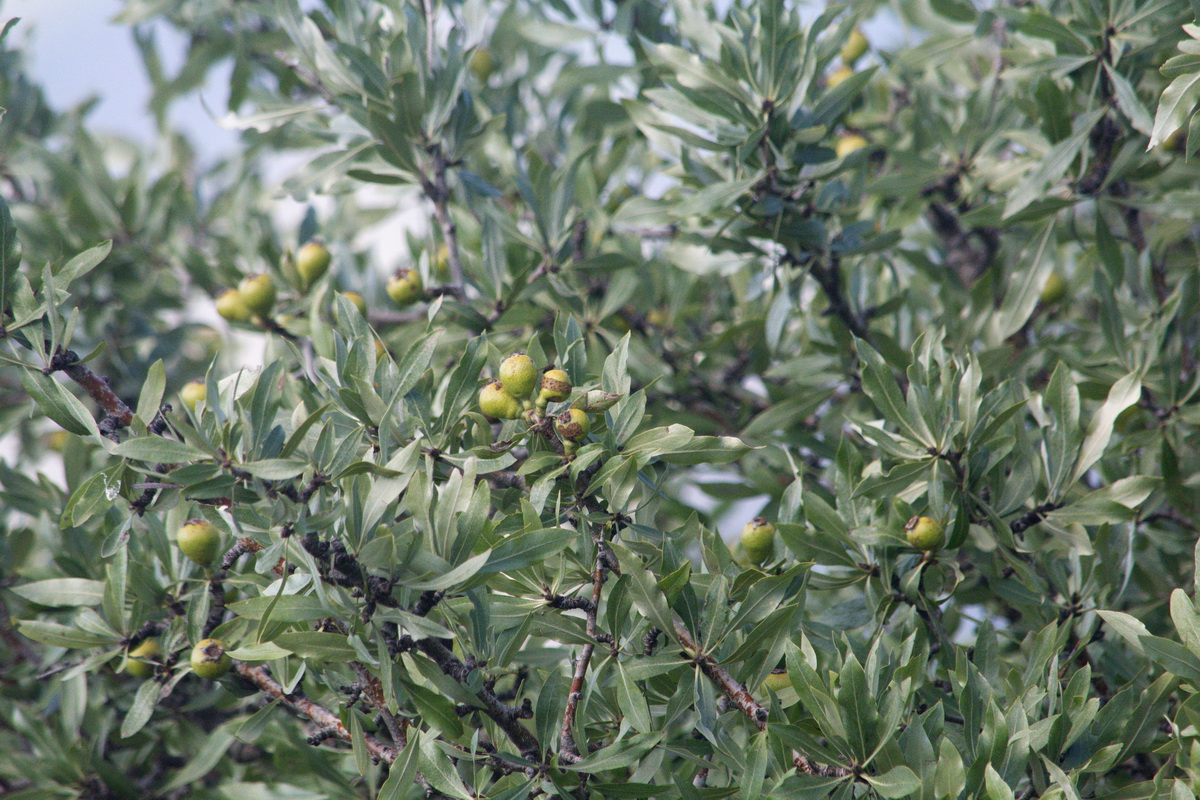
left=905, top=516, right=945, bottom=551
left=741, top=517, right=776, bottom=565
left=1040, top=273, right=1067, bottom=306
left=295, top=241, right=332, bottom=290
left=180, top=381, right=207, bottom=412
left=177, top=519, right=221, bottom=567
left=470, top=47, right=496, bottom=82
left=238, top=274, right=277, bottom=317
left=124, top=639, right=160, bottom=679
left=339, top=291, right=367, bottom=318
left=433, top=244, right=450, bottom=277
left=537, top=368, right=571, bottom=406
left=835, top=134, right=869, bottom=158
left=375, top=338, right=387, bottom=360
left=190, top=638, right=232, bottom=679
left=499, top=353, right=538, bottom=400
left=479, top=381, right=524, bottom=420
left=840, top=28, right=868, bottom=65
left=386, top=268, right=424, bottom=307
left=555, top=408, right=590, bottom=444
left=216, top=289, right=254, bottom=323
left=827, top=65, right=854, bottom=89
left=762, top=669, right=790, bottom=693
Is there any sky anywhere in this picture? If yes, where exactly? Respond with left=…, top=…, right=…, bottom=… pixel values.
left=5, top=0, right=238, bottom=157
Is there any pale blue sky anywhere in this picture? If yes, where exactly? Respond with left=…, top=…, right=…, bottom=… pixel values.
left=5, top=0, right=237, bottom=157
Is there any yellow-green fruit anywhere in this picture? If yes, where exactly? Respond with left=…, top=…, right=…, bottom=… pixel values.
left=339, top=291, right=367, bottom=317
left=836, top=134, right=869, bottom=158
left=762, top=669, right=790, bottom=693
left=375, top=338, right=387, bottom=360
left=1163, top=128, right=1187, bottom=153
left=741, top=517, right=776, bottom=565
left=827, top=64, right=854, bottom=89
left=499, top=353, right=538, bottom=400
left=238, top=274, right=277, bottom=317
left=190, top=638, right=233, bottom=679
left=386, top=269, right=424, bottom=307
left=433, top=244, right=450, bottom=278
left=1040, top=272, right=1067, bottom=305
left=180, top=381, right=207, bottom=412
left=124, top=639, right=160, bottom=679
left=216, top=289, right=254, bottom=323
left=46, top=430, right=71, bottom=452
left=479, top=381, right=524, bottom=420
left=470, top=48, right=495, bottom=82
left=905, top=516, right=945, bottom=551
left=537, top=369, right=572, bottom=405
left=555, top=408, right=590, bottom=444
left=177, top=519, right=221, bottom=567
left=296, top=241, right=332, bottom=290
left=840, top=28, right=868, bottom=65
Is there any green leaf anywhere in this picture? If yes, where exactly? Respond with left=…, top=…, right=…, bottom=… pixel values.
left=865, top=766, right=922, bottom=798
left=135, top=359, right=165, bottom=425
left=10, top=578, right=105, bottom=607
left=120, top=679, right=160, bottom=738
left=17, top=620, right=119, bottom=648
left=21, top=368, right=101, bottom=439
left=658, top=435, right=756, bottom=465
left=1005, top=108, right=1105, bottom=218
left=112, top=436, right=211, bottom=463
left=1069, top=372, right=1142, bottom=485
left=227, top=595, right=331, bottom=622
left=1149, top=66, right=1200, bottom=149
left=272, top=631, right=357, bottom=662
left=563, top=731, right=663, bottom=772
left=0, top=193, right=21, bottom=316
left=480, top=528, right=574, bottom=575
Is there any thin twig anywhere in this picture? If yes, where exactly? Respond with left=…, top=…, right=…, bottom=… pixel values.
left=235, top=662, right=398, bottom=762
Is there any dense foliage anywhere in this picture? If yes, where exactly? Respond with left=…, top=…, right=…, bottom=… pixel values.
left=2, top=0, right=1200, bottom=797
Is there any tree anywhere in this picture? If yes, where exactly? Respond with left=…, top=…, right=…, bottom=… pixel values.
left=2, top=0, right=1199, bottom=797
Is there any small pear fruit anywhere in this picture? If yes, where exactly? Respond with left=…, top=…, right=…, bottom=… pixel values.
left=741, top=517, right=776, bottom=565
left=191, top=638, right=232, bottom=679
left=905, top=516, right=945, bottom=551
left=177, top=519, right=221, bottom=567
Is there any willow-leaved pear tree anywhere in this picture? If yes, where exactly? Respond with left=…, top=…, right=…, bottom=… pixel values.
left=3, top=1, right=1200, bottom=798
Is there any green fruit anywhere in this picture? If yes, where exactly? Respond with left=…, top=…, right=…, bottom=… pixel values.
left=840, top=28, right=868, bottom=65
left=296, top=241, right=332, bottom=290
left=762, top=669, right=790, bottom=693
left=479, top=381, right=524, bottom=420
left=1040, top=273, right=1067, bottom=305
left=191, top=638, right=233, bottom=679
left=216, top=289, right=254, bottom=323
left=238, top=274, right=277, bottom=317
left=470, top=47, right=495, bottom=82
left=339, top=291, right=367, bottom=317
left=499, top=353, right=538, bottom=400
left=741, top=517, right=776, bottom=565
left=836, top=133, right=869, bottom=158
left=124, top=639, right=160, bottom=679
left=554, top=408, right=590, bottom=444
left=827, top=64, right=854, bottom=89
left=180, top=381, right=207, bottom=412
left=386, top=269, right=424, bottom=307
left=905, top=516, right=945, bottom=551
left=177, top=519, right=221, bottom=567
left=537, top=368, right=571, bottom=406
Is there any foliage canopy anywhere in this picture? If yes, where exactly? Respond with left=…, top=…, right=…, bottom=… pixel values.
left=2, top=0, right=1200, bottom=798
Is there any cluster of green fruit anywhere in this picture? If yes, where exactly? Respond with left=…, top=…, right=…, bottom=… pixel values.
left=214, top=240, right=426, bottom=325
left=122, top=637, right=232, bottom=681
left=478, top=354, right=593, bottom=455
left=738, top=513, right=946, bottom=567
left=121, top=519, right=236, bottom=682
left=828, top=28, right=871, bottom=158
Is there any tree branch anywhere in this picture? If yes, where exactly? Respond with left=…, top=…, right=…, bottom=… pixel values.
left=235, top=662, right=398, bottom=763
